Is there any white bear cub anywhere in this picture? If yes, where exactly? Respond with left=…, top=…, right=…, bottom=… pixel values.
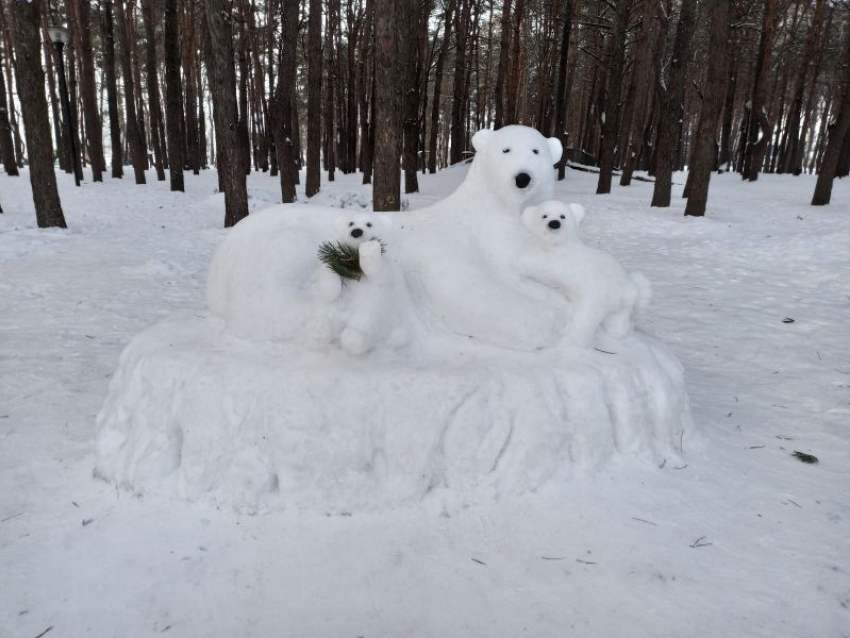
left=519, top=201, right=651, bottom=348
left=313, top=212, right=406, bottom=356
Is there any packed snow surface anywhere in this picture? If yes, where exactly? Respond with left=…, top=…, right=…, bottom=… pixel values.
left=95, top=126, right=689, bottom=510
left=1, top=159, right=849, bottom=637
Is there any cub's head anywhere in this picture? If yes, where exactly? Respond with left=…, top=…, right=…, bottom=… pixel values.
left=470, top=125, right=563, bottom=211
left=334, top=213, right=391, bottom=247
left=521, top=201, right=585, bottom=244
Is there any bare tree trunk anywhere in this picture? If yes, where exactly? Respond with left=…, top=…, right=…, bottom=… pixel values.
left=114, top=0, right=147, bottom=183
left=449, top=0, right=471, bottom=164
left=273, top=0, right=298, bottom=202
left=141, top=0, right=166, bottom=181
left=204, top=0, right=249, bottom=226
left=553, top=0, right=573, bottom=180
left=325, top=0, right=337, bottom=180
left=596, top=0, right=631, bottom=194
left=0, top=32, right=19, bottom=176
left=70, top=0, right=104, bottom=180
left=650, top=0, right=697, bottom=207
left=101, top=0, right=123, bottom=178
left=493, top=0, right=512, bottom=129
left=183, top=0, right=201, bottom=174
left=684, top=0, right=732, bottom=217
left=812, top=26, right=850, bottom=206
left=163, top=0, right=184, bottom=191
left=11, top=0, right=66, bottom=228
left=428, top=0, right=455, bottom=172
left=741, top=0, right=777, bottom=182
left=373, top=0, right=401, bottom=210
left=305, top=0, right=322, bottom=197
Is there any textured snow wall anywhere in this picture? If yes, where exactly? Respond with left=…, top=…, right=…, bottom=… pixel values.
left=95, top=312, right=691, bottom=512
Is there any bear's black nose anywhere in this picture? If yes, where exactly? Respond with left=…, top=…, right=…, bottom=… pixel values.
left=515, top=172, right=531, bottom=189
left=548, top=219, right=561, bottom=230
left=351, top=228, right=364, bottom=238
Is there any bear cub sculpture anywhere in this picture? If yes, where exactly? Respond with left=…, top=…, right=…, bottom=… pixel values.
left=519, top=201, right=651, bottom=347
left=313, top=212, right=407, bottom=356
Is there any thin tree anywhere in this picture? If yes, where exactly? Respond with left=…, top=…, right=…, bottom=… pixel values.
left=101, top=0, right=123, bottom=178
left=0, top=32, right=19, bottom=176
left=114, top=0, right=147, bottom=183
left=11, top=0, right=66, bottom=228
left=305, top=0, right=322, bottom=197
left=70, top=0, right=104, bottom=181
left=163, top=0, right=184, bottom=191
left=141, top=0, right=166, bottom=181
left=553, top=0, right=573, bottom=180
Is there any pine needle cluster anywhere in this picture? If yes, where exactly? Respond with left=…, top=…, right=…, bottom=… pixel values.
left=317, top=240, right=386, bottom=281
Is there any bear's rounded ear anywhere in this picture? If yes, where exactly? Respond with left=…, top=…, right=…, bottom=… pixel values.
left=569, top=203, right=586, bottom=224
left=547, top=137, right=564, bottom=164
left=472, top=128, right=495, bottom=152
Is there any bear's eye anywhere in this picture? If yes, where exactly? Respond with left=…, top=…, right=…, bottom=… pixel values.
left=532, top=149, right=539, bottom=155
left=348, top=222, right=354, bottom=227
left=502, top=148, right=511, bottom=153
left=366, top=222, right=373, bottom=228
left=560, top=214, right=566, bottom=219
left=542, top=215, right=548, bottom=219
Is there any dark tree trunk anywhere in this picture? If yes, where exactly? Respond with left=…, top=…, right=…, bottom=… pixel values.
left=141, top=0, right=166, bottom=181
left=428, top=0, right=455, bottom=173
left=183, top=0, right=201, bottom=174
left=114, top=0, right=147, bottom=184
left=596, top=0, right=631, bottom=194
left=650, top=0, right=697, bottom=207
left=102, top=0, right=123, bottom=178
left=741, top=0, right=777, bottom=182
left=553, top=0, right=573, bottom=180
left=325, top=0, right=337, bottom=180
left=70, top=0, right=104, bottom=181
left=273, top=0, right=298, bottom=202
left=0, top=33, right=19, bottom=176
left=11, top=0, right=66, bottom=228
left=305, top=0, right=322, bottom=197
left=449, top=0, right=471, bottom=164
left=203, top=0, right=250, bottom=226
left=373, top=0, right=401, bottom=210
left=812, top=30, right=850, bottom=206
left=493, top=0, right=512, bottom=129
left=402, top=0, right=428, bottom=193
left=684, top=0, right=732, bottom=217
left=163, top=0, right=185, bottom=191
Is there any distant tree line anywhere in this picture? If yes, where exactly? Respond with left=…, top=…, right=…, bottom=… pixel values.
left=1, top=0, right=849, bottom=228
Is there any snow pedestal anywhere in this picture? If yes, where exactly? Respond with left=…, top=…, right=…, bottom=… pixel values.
left=95, top=311, right=691, bottom=513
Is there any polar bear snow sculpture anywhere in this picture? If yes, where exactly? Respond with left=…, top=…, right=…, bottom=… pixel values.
left=520, top=201, right=651, bottom=347
left=207, top=124, right=571, bottom=351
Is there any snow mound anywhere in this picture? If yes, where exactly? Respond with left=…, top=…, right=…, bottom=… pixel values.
left=95, top=311, right=690, bottom=512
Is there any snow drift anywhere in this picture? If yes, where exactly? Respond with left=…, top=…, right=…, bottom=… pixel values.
left=95, top=125, right=693, bottom=512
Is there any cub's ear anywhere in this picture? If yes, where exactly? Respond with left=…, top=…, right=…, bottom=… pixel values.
left=547, top=137, right=564, bottom=164
left=520, top=205, right=538, bottom=224
left=472, top=128, right=495, bottom=152
left=569, top=203, right=586, bottom=224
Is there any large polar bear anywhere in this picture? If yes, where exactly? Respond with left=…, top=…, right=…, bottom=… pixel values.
left=207, top=125, right=568, bottom=351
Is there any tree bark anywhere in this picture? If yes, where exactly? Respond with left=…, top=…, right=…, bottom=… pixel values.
left=650, top=0, right=697, bottom=207
left=203, top=0, right=250, bottom=226
left=553, top=0, right=573, bottom=180
left=114, top=0, right=147, bottom=184
left=70, top=0, right=104, bottom=181
left=305, top=0, right=323, bottom=197
left=163, top=0, right=185, bottom=191
left=140, top=0, right=166, bottom=181
left=741, top=0, right=777, bottom=182
left=101, top=0, right=123, bottom=178
left=428, top=0, right=455, bottom=173
left=684, top=0, right=731, bottom=217
left=273, top=0, right=298, bottom=202
left=493, top=0, right=512, bottom=129
left=596, top=0, right=631, bottom=194
left=0, top=31, right=19, bottom=176
left=373, top=0, right=401, bottom=210
left=11, top=0, right=66, bottom=228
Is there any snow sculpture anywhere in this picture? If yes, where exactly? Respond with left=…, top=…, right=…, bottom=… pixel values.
left=519, top=201, right=652, bottom=347
left=94, top=125, right=693, bottom=513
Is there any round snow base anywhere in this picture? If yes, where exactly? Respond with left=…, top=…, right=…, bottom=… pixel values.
left=95, top=311, right=692, bottom=512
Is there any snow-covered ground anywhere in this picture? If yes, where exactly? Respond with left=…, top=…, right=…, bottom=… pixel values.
left=1, top=165, right=848, bottom=637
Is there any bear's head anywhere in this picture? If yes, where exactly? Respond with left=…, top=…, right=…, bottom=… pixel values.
left=469, top=126, right=563, bottom=211
left=521, top=201, right=585, bottom=245
left=334, top=212, right=392, bottom=248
